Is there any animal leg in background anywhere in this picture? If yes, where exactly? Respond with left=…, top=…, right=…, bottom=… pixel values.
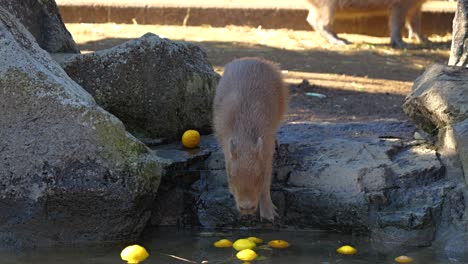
left=306, top=4, right=350, bottom=45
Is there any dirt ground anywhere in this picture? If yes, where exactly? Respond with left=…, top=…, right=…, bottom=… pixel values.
left=66, top=23, right=451, bottom=123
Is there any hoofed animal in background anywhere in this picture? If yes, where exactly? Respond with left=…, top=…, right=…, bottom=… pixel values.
left=304, top=0, right=428, bottom=47
left=213, top=57, right=289, bottom=221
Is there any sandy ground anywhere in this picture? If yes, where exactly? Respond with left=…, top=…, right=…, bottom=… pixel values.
left=66, top=23, right=451, bottom=123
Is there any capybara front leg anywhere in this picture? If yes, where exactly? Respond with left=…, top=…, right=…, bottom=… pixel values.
left=259, top=160, right=277, bottom=221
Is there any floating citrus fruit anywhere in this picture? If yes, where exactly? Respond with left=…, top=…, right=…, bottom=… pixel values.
left=213, top=239, right=233, bottom=248
left=247, top=236, right=263, bottom=244
left=236, top=249, right=258, bottom=261
left=120, top=245, right=149, bottom=264
left=182, top=130, right=200, bottom=148
left=395, top=255, right=414, bottom=263
left=336, top=245, right=357, bottom=255
left=268, top=240, right=290, bottom=249
left=233, top=238, right=256, bottom=251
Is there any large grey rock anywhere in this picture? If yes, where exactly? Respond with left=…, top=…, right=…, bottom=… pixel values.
left=404, top=63, right=468, bottom=186
left=57, top=33, right=219, bottom=141
left=273, top=127, right=448, bottom=247
left=149, top=121, right=462, bottom=247
left=449, top=0, right=468, bottom=67
left=0, top=0, right=79, bottom=53
left=403, top=64, right=468, bottom=135
left=0, top=7, right=160, bottom=248
left=403, top=61, right=468, bottom=250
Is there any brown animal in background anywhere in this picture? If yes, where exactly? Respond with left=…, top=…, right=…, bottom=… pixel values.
left=213, top=57, right=289, bottom=221
left=304, top=0, right=428, bottom=47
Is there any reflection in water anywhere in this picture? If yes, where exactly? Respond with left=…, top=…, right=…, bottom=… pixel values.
left=0, top=227, right=463, bottom=264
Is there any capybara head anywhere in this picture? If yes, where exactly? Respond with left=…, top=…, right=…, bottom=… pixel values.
left=226, top=137, right=264, bottom=215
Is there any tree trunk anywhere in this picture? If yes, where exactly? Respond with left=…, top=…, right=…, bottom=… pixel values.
left=449, top=0, right=468, bottom=66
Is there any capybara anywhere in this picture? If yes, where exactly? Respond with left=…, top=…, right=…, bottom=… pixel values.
left=213, top=57, right=289, bottom=221
left=304, top=0, right=428, bottom=47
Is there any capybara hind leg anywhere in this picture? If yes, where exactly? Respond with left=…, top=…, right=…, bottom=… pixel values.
left=306, top=6, right=350, bottom=45
left=406, top=8, right=429, bottom=43
left=389, top=5, right=408, bottom=48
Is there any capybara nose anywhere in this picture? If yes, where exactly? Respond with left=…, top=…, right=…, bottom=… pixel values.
left=239, top=205, right=257, bottom=215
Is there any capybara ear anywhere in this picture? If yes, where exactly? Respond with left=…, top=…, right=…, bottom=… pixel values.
left=229, top=138, right=238, bottom=160
left=255, top=137, right=263, bottom=158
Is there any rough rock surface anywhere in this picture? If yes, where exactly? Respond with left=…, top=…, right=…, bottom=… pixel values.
left=57, top=33, right=219, bottom=141
left=454, top=120, right=468, bottom=181
left=0, top=7, right=160, bottom=248
left=403, top=64, right=468, bottom=135
left=150, top=121, right=463, bottom=247
left=403, top=61, right=468, bottom=252
left=0, top=0, right=79, bottom=53
left=403, top=63, right=468, bottom=190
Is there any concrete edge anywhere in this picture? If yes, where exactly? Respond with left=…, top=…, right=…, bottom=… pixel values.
left=56, top=1, right=456, bottom=13
left=58, top=1, right=455, bottom=36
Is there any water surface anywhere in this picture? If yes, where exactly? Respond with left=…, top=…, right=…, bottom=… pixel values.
left=1, top=227, right=464, bottom=263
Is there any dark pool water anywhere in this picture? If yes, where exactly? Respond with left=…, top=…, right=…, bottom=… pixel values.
left=0, top=228, right=465, bottom=264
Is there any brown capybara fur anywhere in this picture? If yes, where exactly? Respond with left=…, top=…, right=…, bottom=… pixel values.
left=304, top=0, right=428, bottom=47
left=213, top=57, right=289, bottom=221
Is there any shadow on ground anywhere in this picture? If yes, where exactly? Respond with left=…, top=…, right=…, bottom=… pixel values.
left=76, top=37, right=450, bottom=122
left=77, top=37, right=450, bottom=82
left=287, top=81, right=408, bottom=122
